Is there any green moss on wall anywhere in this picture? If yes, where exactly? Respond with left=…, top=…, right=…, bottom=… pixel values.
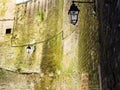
left=78, top=4, right=99, bottom=90
left=38, top=11, right=44, bottom=22
left=0, top=0, right=8, bottom=16
left=34, top=0, right=64, bottom=89
left=0, top=70, right=6, bottom=80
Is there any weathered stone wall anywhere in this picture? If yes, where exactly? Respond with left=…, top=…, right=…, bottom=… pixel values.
left=0, top=0, right=15, bottom=42
left=0, top=0, right=100, bottom=90
left=78, top=1, right=100, bottom=90
left=0, top=0, right=16, bottom=71
left=0, top=0, right=64, bottom=89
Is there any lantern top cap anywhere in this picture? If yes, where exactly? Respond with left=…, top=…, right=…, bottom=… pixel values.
left=72, top=1, right=75, bottom=3
left=27, top=45, right=31, bottom=49
left=68, top=2, right=80, bottom=15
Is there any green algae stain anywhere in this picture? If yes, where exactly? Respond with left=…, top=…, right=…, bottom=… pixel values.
left=78, top=4, right=99, bottom=90
left=35, top=0, right=64, bottom=89
left=0, top=0, right=8, bottom=16
left=0, top=70, right=6, bottom=80
left=38, top=11, right=44, bottom=22
left=70, top=28, right=74, bottom=32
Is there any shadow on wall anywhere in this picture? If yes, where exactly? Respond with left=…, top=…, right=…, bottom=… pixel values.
left=116, top=0, right=120, bottom=12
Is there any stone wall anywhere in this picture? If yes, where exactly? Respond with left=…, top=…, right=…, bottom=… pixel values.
left=78, top=1, right=100, bottom=89
left=0, top=0, right=100, bottom=90
left=0, top=0, right=15, bottom=42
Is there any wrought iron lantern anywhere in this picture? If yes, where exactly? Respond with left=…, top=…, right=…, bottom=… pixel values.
left=26, top=45, right=31, bottom=53
left=68, top=0, right=95, bottom=25
left=26, top=45, right=35, bottom=54
left=68, top=1, right=80, bottom=25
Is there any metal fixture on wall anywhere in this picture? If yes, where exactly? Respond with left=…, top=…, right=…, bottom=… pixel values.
left=68, top=0, right=96, bottom=25
left=26, top=45, right=35, bottom=54
left=26, top=45, right=31, bottom=53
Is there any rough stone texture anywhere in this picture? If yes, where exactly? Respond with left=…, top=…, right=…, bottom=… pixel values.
left=78, top=1, right=100, bottom=90
left=0, top=0, right=15, bottom=42
left=80, top=73, right=89, bottom=90
left=0, top=0, right=100, bottom=90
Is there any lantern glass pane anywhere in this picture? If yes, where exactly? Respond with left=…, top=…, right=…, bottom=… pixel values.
left=71, top=14, right=77, bottom=21
left=70, top=11, right=79, bottom=15
left=26, top=48, right=31, bottom=53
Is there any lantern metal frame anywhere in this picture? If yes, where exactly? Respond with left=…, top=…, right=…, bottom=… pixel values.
left=68, top=0, right=96, bottom=25
left=26, top=45, right=35, bottom=54
left=26, top=45, right=31, bottom=53
left=68, top=2, right=80, bottom=25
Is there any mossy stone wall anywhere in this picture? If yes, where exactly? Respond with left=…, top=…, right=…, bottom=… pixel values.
left=0, top=0, right=100, bottom=90
left=78, top=2, right=100, bottom=90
